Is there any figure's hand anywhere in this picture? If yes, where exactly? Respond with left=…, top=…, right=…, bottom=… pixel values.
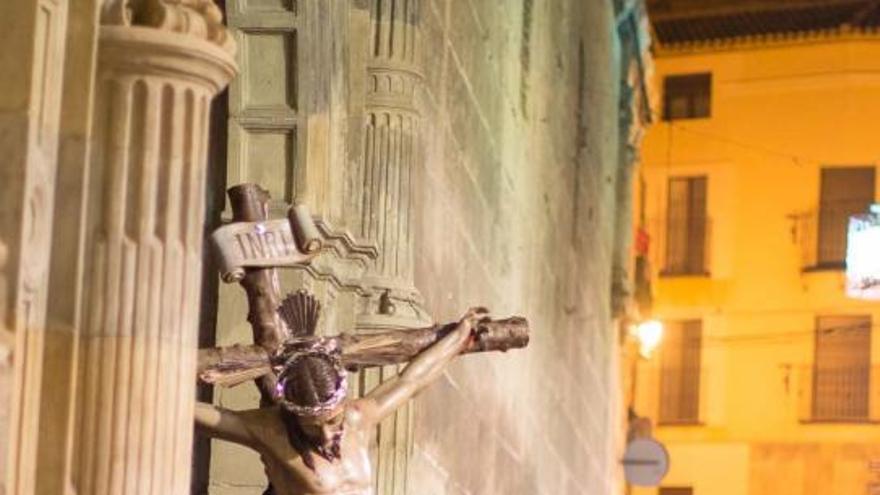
left=458, top=307, right=490, bottom=346
left=360, top=306, right=493, bottom=424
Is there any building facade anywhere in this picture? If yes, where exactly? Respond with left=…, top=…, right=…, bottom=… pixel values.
left=634, top=2, right=880, bottom=495
left=0, top=1, right=652, bottom=494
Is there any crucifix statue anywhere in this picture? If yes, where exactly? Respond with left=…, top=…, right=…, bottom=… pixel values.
left=195, top=184, right=529, bottom=495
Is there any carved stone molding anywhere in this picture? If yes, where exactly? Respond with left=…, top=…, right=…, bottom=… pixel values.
left=297, top=218, right=380, bottom=294
left=70, top=12, right=235, bottom=494
left=0, top=0, right=68, bottom=492
left=101, top=0, right=235, bottom=53
left=352, top=0, right=429, bottom=332
left=365, top=67, right=421, bottom=114
left=98, top=25, right=236, bottom=92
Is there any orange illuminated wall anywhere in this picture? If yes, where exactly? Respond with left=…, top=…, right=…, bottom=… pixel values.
left=633, top=32, right=880, bottom=495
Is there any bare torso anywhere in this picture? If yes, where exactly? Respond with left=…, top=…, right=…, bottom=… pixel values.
left=239, top=406, right=374, bottom=495
left=194, top=309, right=488, bottom=495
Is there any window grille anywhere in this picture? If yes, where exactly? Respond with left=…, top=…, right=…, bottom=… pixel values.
left=817, top=167, right=875, bottom=266
left=659, top=487, right=694, bottom=495
left=812, top=315, right=871, bottom=421
left=659, top=320, right=702, bottom=424
left=664, top=176, right=708, bottom=275
left=663, top=73, right=711, bottom=120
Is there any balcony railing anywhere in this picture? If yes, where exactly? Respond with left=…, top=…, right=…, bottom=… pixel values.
left=646, top=216, right=713, bottom=277
left=797, top=365, right=880, bottom=422
left=793, top=201, right=873, bottom=270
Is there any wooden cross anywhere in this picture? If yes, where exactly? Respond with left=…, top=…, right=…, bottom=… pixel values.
left=198, top=183, right=529, bottom=395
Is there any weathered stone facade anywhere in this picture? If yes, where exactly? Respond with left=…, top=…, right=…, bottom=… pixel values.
left=0, top=0, right=650, bottom=494
left=202, top=0, right=652, bottom=494
left=408, top=1, right=644, bottom=493
left=0, top=1, right=237, bottom=493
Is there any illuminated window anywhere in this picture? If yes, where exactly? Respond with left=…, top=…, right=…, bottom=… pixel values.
left=812, top=315, right=871, bottom=421
left=664, top=176, right=708, bottom=276
left=663, top=73, right=711, bottom=120
left=659, top=487, right=693, bottom=495
left=817, top=167, right=875, bottom=267
left=659, top=320, right=702, bottom=424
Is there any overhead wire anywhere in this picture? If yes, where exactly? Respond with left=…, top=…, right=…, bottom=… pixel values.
left=645, top=109, right=870, bottom=168
left=652, top=321, right=880, bottom=349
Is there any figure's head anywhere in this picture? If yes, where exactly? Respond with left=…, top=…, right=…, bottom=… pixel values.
left=274, top=338, right=348, bottom=450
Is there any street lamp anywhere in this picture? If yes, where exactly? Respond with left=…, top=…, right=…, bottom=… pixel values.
left=633, top=319, right=664, bottom=359
left=624, top=318, right=669, bottom=494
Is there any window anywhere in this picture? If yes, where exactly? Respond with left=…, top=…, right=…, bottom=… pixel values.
left=664, top=176, right=708, bottom=275
left=817, top=167, right=875, bottom=266
left=663, top=73, right=711, bottom=120
left=812, top=315, right=871, bottom=421
left=659, top=320, right=702, bottom=424
left=659, top=487, right=694, bottom=495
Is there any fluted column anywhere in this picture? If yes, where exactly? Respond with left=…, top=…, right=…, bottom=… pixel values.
left=355, top=0, right=428, bottom=330
left=71, top=2, right=235, bottom=493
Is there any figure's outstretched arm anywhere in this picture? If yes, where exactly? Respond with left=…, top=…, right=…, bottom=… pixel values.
left=357, top=308, right=487, bottom=425
left=194, top=402, right=255, bottom=448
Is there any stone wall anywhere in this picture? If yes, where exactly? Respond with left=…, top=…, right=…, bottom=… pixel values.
left=0, top=0, right=648, bottom=493
left=407, top=1, right=625, bottom=493
left=200, top=0, right=651, bottom=493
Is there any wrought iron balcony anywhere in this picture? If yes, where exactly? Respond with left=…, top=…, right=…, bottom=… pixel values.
left=791, top=201, right=871, bottom=271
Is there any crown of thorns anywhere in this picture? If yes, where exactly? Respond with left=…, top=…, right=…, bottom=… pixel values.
left=274, top=338, right=348, bottom=417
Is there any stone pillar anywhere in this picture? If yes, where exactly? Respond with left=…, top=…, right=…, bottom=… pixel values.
left=354, top=0, right=428, bottom=330
left=0, top=0, right=69, bottom=493
left=71, top=2, right=235, bottom=493
left=348, top=3, right=427, bottom=494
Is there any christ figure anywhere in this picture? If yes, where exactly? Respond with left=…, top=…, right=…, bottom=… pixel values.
left=195, top=307, right=491, bottom=495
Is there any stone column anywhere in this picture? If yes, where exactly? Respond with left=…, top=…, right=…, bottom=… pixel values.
left=348, top=3, right=427, bottom=494
left=354, top=0, right=429, bottom=330
left=71, top=2, right=235, bottom=494
left=0, top=1, right=69, bottom=493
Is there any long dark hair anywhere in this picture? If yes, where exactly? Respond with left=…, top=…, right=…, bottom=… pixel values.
left=279, top=354, right=344, bottom=470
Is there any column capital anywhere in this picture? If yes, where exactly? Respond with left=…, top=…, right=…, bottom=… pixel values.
left=101, top=0, right=235, bottom=55
left=99, top=25, right=237, bottom=93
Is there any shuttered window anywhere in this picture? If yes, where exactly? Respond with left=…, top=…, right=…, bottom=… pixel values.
left=663, top=73, right=711, bottom=120
left=659, top=487, right=694, bottom=495
left=659, top=320, right=702, bottom=424
left=812, top=315, right=871, bottom=421
left=664, top=176, right=708, bottom=275
left=817, top=167, right=875, bottom=266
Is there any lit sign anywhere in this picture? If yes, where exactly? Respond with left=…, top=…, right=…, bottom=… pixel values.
left=846, top=204, right=880, bottom=300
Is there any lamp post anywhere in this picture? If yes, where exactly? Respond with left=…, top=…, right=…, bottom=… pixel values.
left=627, top=319, right=664, bottom=428
left=624, top=319, right=666, bottom=494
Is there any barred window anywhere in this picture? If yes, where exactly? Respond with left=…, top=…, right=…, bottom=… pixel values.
left=664, top=176, right=708, bottom=275
left=812, top=315, right=871, bottom=421
left=659, top=320, right=702, bottom=424
left=817, top=167, right=875, bottom=266
left=659, top=487, right=694, bottom=495
left=663, top=73, right=711, bottom=120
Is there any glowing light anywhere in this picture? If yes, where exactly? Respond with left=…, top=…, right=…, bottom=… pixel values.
left=634, top=320, right=664, bottom=358
left=846, top=205, right=880, bottom=300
